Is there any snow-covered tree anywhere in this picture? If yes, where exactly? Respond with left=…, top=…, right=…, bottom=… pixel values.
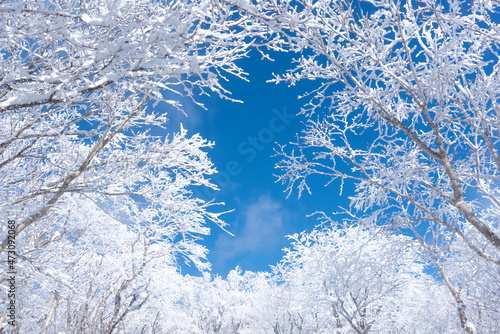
left=173, top=269, right=256, bottom=334
left=5, top=200, right=184, bottom=333
left=167, top=225, right=462, bottom=334
left=0, top=0, right=260, bottom=253
left=0, top=0, right=259, bottom=332
left=224, top=0, right=500, bottom=331
left=273, top=224, right=460, bottom=333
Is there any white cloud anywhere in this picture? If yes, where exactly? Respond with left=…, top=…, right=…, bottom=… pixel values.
left=211, top=194, right=289, bottom=270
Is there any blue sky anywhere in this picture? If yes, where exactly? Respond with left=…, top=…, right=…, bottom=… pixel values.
left=161, top=50, right=355, bottom=276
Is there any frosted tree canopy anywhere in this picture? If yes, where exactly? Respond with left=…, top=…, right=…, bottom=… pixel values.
left=1, top=0, right=499, bottom=333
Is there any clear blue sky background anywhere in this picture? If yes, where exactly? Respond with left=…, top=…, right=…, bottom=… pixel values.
left=160, top=50, right=356, bottom=277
